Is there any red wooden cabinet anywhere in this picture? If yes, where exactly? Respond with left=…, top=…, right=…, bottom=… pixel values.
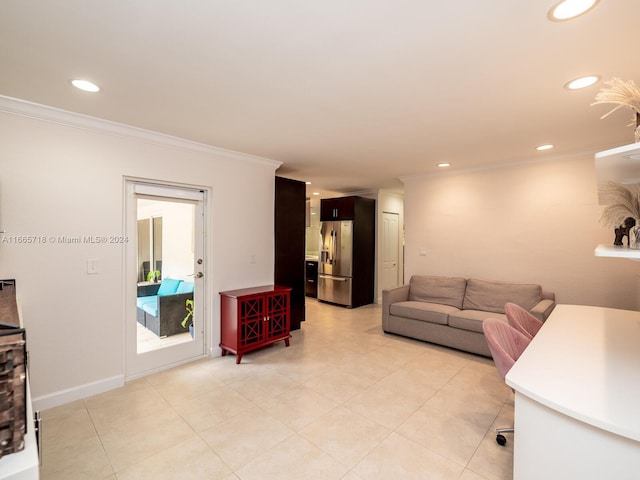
left=219, top=285, right=291, bottom=364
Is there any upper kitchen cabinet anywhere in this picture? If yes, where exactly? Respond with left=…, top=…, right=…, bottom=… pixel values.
left=321, top=196, right=365, bottom=221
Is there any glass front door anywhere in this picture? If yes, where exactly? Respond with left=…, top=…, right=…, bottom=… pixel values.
left=125, top=180, right=207, bottom=379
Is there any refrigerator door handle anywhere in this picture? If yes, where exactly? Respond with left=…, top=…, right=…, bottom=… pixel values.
left=329, top=230, right=335, bottom=264
left=319, top=275, right=348, bottom=282
left=332, top=230, right=337, bottom=264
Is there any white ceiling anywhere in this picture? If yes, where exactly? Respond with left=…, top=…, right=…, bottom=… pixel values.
left=1, top=1, right=639, bottom=196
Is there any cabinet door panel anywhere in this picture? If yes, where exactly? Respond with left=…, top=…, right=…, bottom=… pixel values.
left=320, top=199, right=336, bottom=220
left=265, top=292, right=289, bottom=341
left=267, top=311, right=288, bottom=340
left=240, top=296, right=264, bottom=347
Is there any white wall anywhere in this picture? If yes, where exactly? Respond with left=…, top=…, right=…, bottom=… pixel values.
left=137, top=201, right=196, bottom=281
left=402, top=153, right=639, bottom=311
left=0, top=97, right=279, bottom=408
left=305, top=196, right=321, bottom=257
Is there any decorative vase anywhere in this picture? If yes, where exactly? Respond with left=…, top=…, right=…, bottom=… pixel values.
left=630, top=221, right=640, bottom=249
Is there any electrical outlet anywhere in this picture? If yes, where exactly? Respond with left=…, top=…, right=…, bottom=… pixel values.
left=419, top=248, right=427, bottom=256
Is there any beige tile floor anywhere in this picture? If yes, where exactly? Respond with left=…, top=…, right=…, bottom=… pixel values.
left=40, top=299, right=514, bottom=480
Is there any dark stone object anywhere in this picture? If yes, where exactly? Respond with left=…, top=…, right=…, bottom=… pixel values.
left=614, top=217, right=636, bottom=246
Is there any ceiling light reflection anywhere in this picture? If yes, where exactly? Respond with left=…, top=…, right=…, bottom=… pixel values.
left=564, top=75, right=600, bottom=90
left=548, top=0, right=599, bottom=21
left=71, top=79, right=100, bottom=92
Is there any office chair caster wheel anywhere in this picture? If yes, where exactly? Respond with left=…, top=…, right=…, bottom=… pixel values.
left=496, top=434, right=507, bottom=446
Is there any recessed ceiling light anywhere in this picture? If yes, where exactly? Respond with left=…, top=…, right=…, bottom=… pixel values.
left=305, top=181, right=311, bottom=185
left=564, top=75, right=600, bottom=90
left=548, top=0, right=599, bottom=21
left=437, top=163, right=451, bottom=168
left=71, top=79, right=100, bottom=93
left=536, top=144, right=554, bottom=151
left=312, top=192, right=320, bottom=196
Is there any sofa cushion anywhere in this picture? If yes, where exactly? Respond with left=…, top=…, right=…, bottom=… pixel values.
left=142, top=298, right=159, bottom=317
left=449, top=310, right=507, bottom=333
left=136, top=296, right=157, bottom=309
left=408, top=276, right=467, bottom=309
left=177, top=282, right=194, bottom=294
left=157, top=278, right=182, bottom=296
left=462, top=278, right=542, bottom=314
left=390, top=301, right=460, bottom=325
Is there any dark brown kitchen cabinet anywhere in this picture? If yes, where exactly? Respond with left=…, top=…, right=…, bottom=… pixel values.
left=219, top=285, right=291, bottom=364
left=320, top=196, right=357, bottom=221
left=305, top=260, right=318, bottom=297
left=275, top=176, right=305, bottom=330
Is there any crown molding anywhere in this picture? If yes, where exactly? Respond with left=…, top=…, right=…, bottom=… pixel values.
left=0, top=95, right=282, bottom=169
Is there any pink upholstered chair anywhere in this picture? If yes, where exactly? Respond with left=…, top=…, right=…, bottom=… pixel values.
left=482, top=318, right=532, bottom=446
left=505, top=302, right=543, bottom=340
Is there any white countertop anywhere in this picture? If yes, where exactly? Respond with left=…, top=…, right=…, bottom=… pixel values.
left=506, top=304, right=640, bottom=442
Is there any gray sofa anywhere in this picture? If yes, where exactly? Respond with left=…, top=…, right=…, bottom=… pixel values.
left=136, top=278, right=194, bottom=337
left=382, top=276, right=556, bottom=357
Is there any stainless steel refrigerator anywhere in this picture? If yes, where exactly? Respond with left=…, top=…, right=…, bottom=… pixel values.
left=318, top=220, right=354, bottom=306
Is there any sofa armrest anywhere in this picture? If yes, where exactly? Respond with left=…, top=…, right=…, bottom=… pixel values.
left=137, top=283, right=161, bottom=297
left=382, top=285, right=410, bottom=331
left=530, top=298, right=556, bottom=322
left=146, top=292, right=194, bottom=337
left=158, top=292, right=193, bottom=318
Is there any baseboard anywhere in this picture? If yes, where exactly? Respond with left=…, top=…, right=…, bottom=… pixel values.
left=124, top=353, right=209, bottom=382
left=32, top=375, right=125, bottom=411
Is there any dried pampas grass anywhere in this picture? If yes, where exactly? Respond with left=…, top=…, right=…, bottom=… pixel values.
left=599, top=181, right=640, bottom=228
left=592, top=78, right=640, bottom=125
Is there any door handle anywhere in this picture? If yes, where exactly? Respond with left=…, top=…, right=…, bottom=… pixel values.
left=189, top=272, right=204, bottom=278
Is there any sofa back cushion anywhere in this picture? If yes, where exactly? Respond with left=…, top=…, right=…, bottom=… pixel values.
left=462, top=278, right=542, bottom=314
left=157, top=278, right=182, bottom=296
left=177, top=282, right=194, bottom=294
left=409, top=276, right=467, bottom=309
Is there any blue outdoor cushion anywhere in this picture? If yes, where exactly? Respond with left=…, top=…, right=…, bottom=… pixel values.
left=142, top=299, right=159, bottom=318
left=136, top=296, right=157, bottom=309
left=157, top=278, right=182, bottom=296
left=177, top=282, right=194, bottom=294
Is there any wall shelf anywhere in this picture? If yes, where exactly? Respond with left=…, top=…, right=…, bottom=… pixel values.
left=594, top=144, right=640, bottom=261
left=594, top=244, right=640, bottom=260
left=595, top=142, right=640, bottom=204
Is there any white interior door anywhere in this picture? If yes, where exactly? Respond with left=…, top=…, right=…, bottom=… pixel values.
left=124, top=180, right=207, bottom=379
left=381, top=212, right=400, bottom=291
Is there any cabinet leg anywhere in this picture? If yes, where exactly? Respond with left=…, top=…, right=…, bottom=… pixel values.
left=236, top=353, right=242, bottom=364
left=221, top=348, right=227, bottom=356
left=285, top=338, right=290, bottom=347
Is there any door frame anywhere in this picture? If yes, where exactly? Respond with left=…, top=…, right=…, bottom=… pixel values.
left=381, top=211, right=401, bottom=292
left=123, top=177, right=211, bottom=380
